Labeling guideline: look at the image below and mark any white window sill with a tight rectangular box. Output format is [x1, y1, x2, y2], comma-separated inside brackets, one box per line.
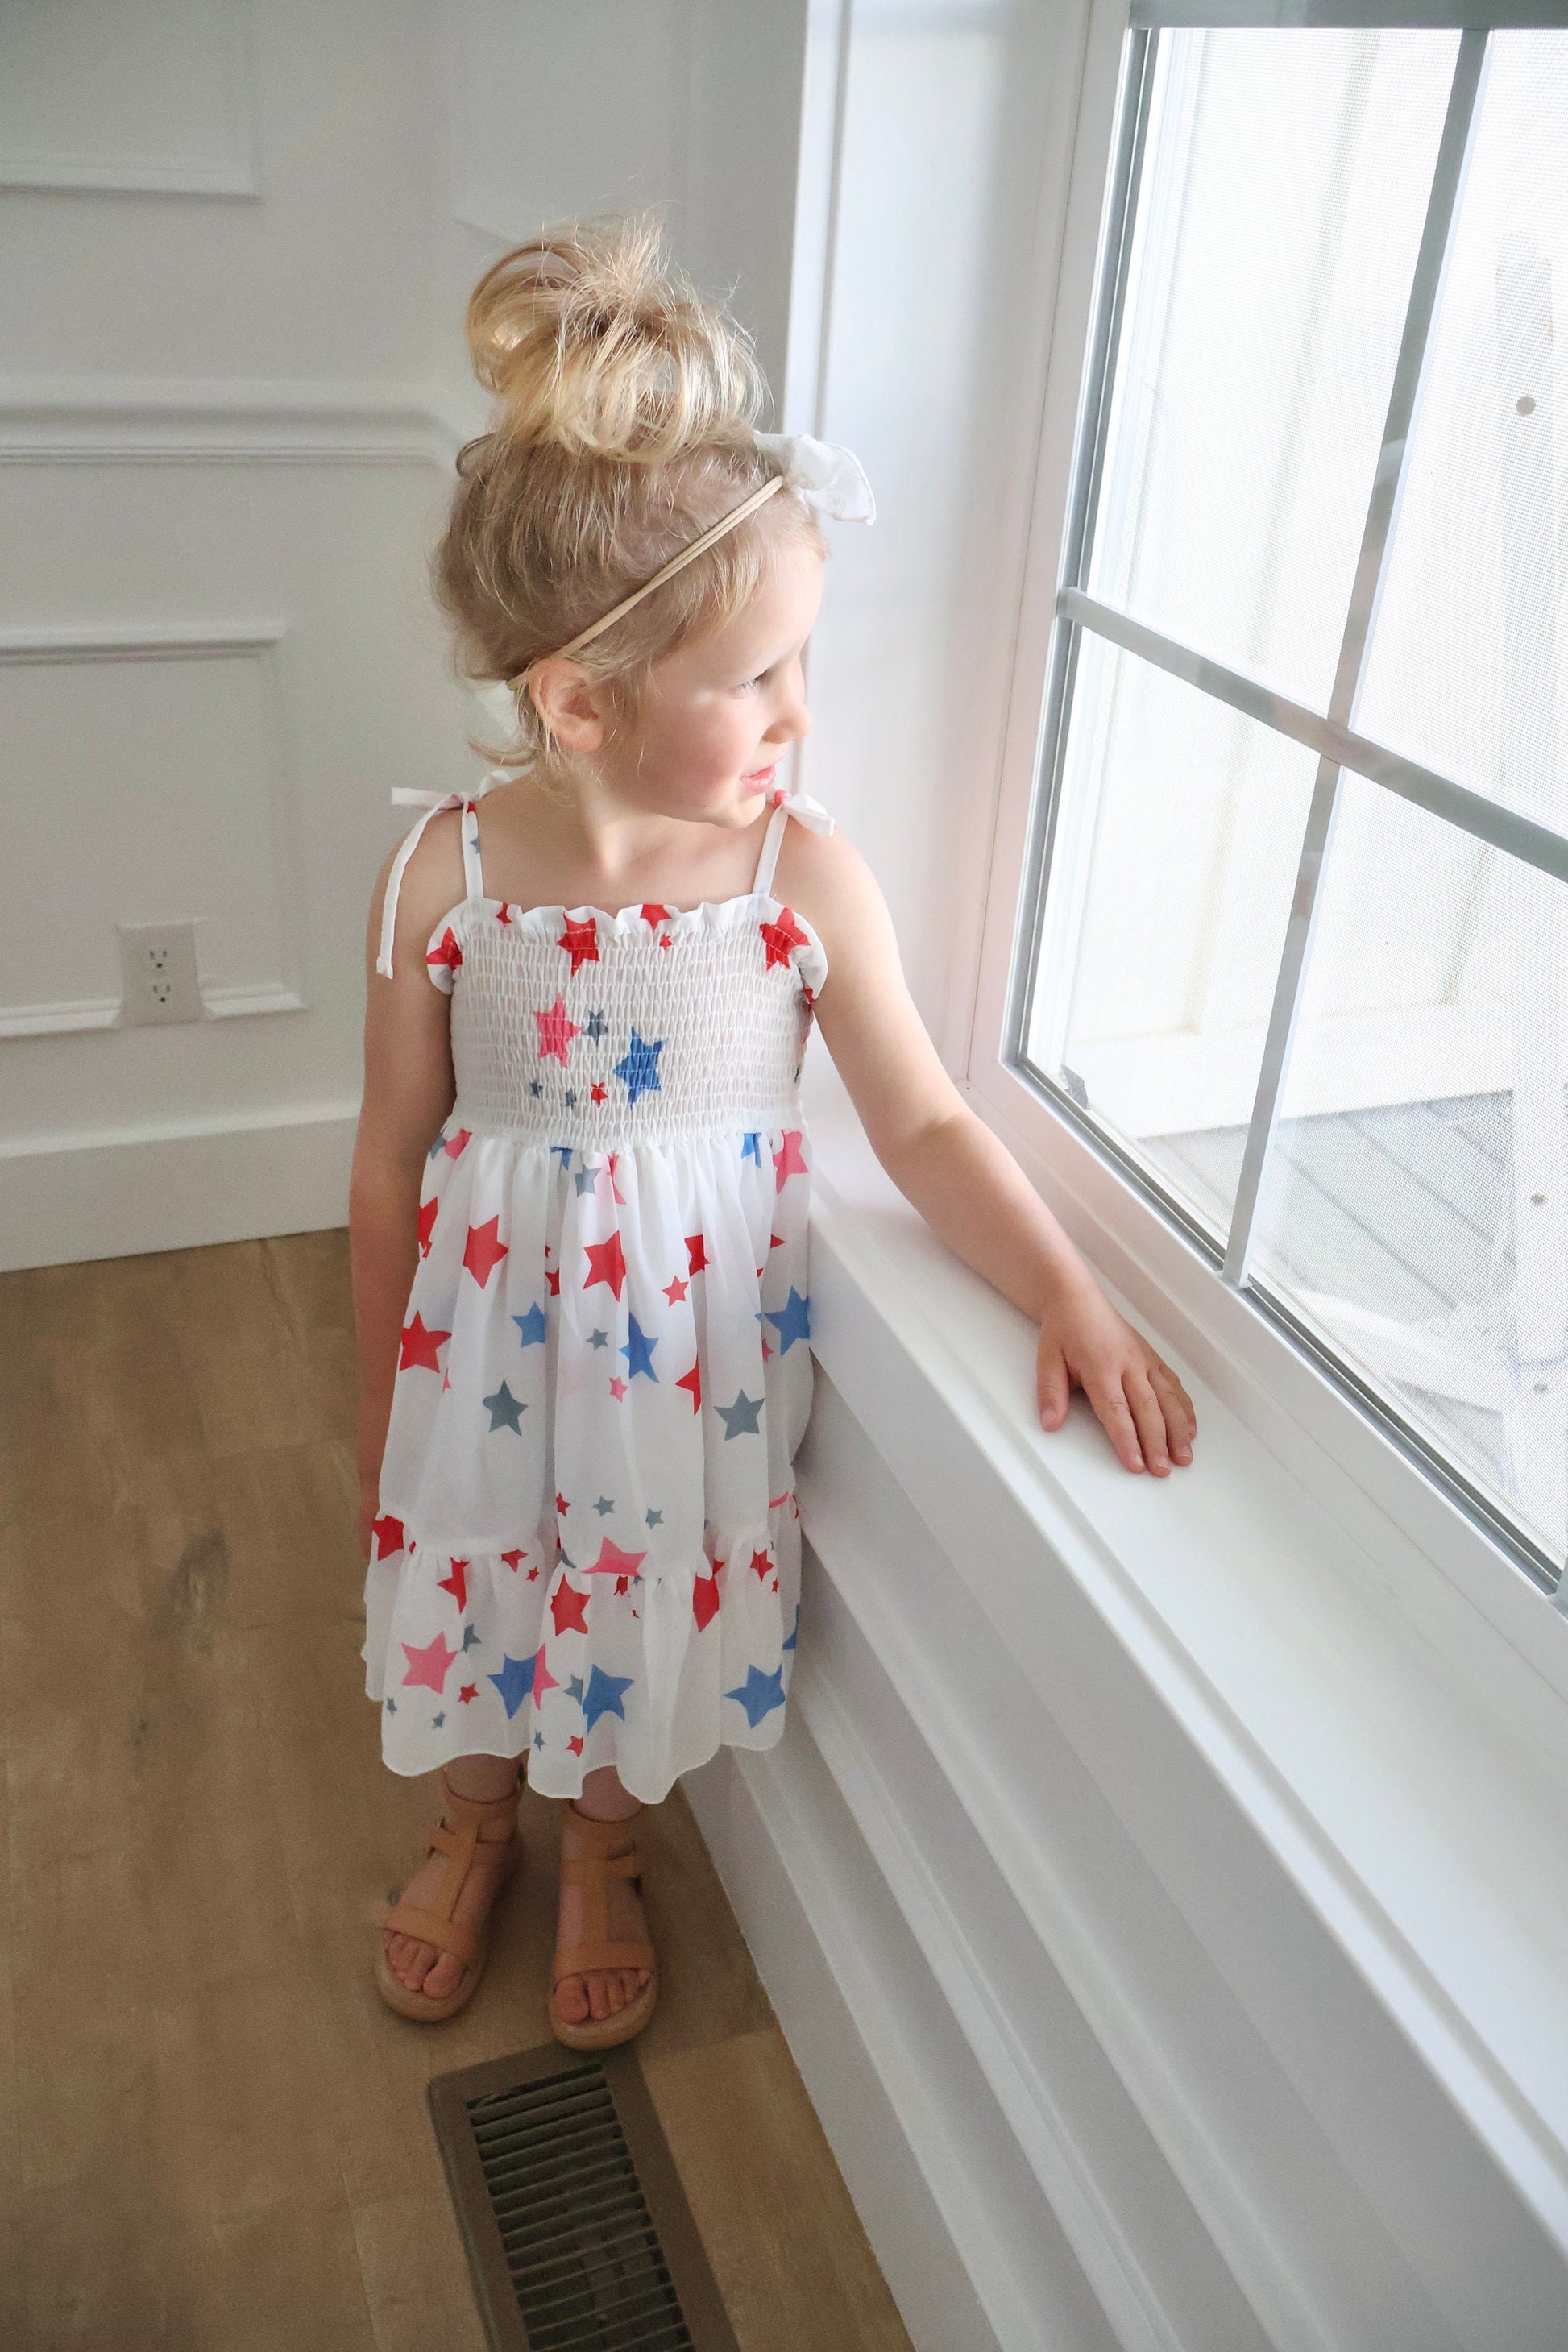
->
[801, 1053, 1568, 2260]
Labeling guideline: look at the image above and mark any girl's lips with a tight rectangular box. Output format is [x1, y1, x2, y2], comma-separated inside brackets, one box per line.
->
[741, 765, 776, 790]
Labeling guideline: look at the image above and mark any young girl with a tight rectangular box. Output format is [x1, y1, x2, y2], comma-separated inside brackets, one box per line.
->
[351, 215, 1195, 2048]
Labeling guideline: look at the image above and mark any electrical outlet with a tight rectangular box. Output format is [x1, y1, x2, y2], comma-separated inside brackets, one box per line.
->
[117, 921, 206, 1025]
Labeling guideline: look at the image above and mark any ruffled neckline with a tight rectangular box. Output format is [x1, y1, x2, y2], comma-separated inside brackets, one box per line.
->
[425, 886, 828, 963]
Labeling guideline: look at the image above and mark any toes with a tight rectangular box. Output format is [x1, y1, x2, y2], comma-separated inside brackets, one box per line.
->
[557, 1973, 589, 2025]
[425, 1950, 460, 2000]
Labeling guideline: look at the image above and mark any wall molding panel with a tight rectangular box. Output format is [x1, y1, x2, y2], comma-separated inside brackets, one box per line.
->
[0, 379, 471, 467]
[0, 622, 306, 1041]
[0, 2, 259, 199]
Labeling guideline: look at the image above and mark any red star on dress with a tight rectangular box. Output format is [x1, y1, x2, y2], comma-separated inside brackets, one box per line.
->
[609, 1375, 628, 1401]
[546, 1267, 561, 1295]
[583, 1231, 627, 1298]
[658, 932, 672, 950]
[749, 1548, 771, 1582]
[676, 1360, 701, 1413]
[551, 1579, 591, 1636]
[801, 982, 815, 1011]
[437, 1558, 469, 1611]
[774, 1130, 808, 1191]
[398, 1312, 450, 1371]
[442, 1128, 471, 1159]
[615, 1575, 630, 1595]
[769, 1491, 791, 1511]
[417, 1197, 439, 1257]
[663, 1273, 688, 1304]
[370, 1513, 404, 1560]
[771, 1577, 779, 1591]
[601, 1152, 625, 1203]
[586, 1536, 648, 1579]
[761, 1337, 773, 1360]
[463, 1214, 508, 1287]
[558, 915, 599, 973]
[770, 1232, 784, 1249]
[495, 900, 512, 930]
[640, 903, 672, 927]
[692, 1570, 721, 1632]
[590, 1081, 607, 1105]
[555, 1492, 570, 1515]
[401, 1630, 457, 1694]
[458, 1682, 478, 1705]
[759, 906, 809, 970]
[533, 994, 581, 1064]
[686, 1233, 709, 1275]
[568, 1734, 585, 1755]
[531, 1645, 559, 1707]
[427, 927, 463, 977]
[527, 1564, 540, 1580]
[500, 1548, 527, 1573]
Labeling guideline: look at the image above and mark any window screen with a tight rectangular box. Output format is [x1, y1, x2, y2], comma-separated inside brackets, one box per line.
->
[1018, 12, 1568, 1591]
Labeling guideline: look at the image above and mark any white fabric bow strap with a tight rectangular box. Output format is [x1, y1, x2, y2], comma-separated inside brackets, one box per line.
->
[375, 769, 510, 980]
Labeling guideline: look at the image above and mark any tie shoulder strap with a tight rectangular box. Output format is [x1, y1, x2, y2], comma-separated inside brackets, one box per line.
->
[376, 772, 506, 981]
[750, 787, 835, 899]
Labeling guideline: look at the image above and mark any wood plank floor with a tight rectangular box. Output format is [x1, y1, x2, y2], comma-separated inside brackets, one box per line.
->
[0, 1230, 913, 2352]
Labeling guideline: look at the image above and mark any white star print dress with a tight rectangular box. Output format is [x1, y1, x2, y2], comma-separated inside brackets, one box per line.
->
[363, 774, 829, 1804]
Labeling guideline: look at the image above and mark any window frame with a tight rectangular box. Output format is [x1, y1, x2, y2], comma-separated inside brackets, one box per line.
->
[962, 0, 1568, 1669]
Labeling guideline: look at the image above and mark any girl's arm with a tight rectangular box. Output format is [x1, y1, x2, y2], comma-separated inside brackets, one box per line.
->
[798, 828, 1196, 1476]
[350, 823, 463, 1552]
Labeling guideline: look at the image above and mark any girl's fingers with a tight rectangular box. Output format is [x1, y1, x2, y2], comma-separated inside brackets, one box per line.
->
[1123, 1372, 1170, 1475]
[1038, 1349, 1071, 1429]
[1147, 1360, 1197, 1461]
[1084, 1374, 1145, 1472]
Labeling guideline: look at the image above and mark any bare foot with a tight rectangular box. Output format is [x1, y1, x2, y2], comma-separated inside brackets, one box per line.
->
[554, 1808, 652, 2026]
[384, 1775, 519, 2001]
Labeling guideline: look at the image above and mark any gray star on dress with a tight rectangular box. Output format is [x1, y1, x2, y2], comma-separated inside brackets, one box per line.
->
[384, 1697, 396, 1713]
[593, 1495, 615, 1516]
[529, 1078, 542, 1097]
[432, 1711, 445, 1728]
[463, 1623, 481, 1652]
[584, 1010, 607, 1041]
[533, 1730, 545, 1748]
[716, 1388, 764, 1438]
[563, 1089, 576, 1108]
[482, 1379, 527, 1433]
[566, 1675, 584, 1703]
[575, 1168, 596, 1196]
[645, 1508, 662, 1528]
[588, 1327, 608, 1349]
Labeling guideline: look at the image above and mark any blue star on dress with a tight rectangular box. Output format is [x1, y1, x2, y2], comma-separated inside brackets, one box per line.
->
[764, 1288, 811, 1354]
[588, 1328, 609, 1350]
[741, 1131, 761, 1164]
[620, 1313, 659, 1381]
[575, 1168, 596, 1196]
[489, 1653, 535, 1719]
[529, 1079, 542, 1097]
[593, 1495, 615, 1516]
[645, 1508, 662, 1528]
[463, 1623, 482, 1652]
[426, 1133, 446, 1162]
[550, 1143, 574, 1169]
[725, 1663, 786, 1728]
[512, 1302, 548, 1347]
[566, 1674, 585, 1703]
[482, 1378, 527, 1432]
[584, 1010, 608, 1042]
[583, 1664, 634, 1733]
[614, 1029, 663, 1105]
[716, 1388, 764, 1438]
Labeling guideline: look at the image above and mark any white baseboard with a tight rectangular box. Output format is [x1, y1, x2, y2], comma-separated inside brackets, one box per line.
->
[0, 1101, 359, 1271]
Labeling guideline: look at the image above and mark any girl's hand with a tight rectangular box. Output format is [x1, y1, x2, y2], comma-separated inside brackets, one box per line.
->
[1036, 1279, 1196, 1476]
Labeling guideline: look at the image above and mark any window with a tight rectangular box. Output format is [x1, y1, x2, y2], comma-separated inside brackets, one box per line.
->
[1013, 11, 1568, 1590]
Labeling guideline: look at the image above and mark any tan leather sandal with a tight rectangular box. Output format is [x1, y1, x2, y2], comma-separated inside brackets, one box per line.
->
[548, 1802, 659, 2050]
[375, 1764, 524, 2022]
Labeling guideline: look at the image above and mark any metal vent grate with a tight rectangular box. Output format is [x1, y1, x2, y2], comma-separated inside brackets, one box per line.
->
[429, 2044, 740, 2352]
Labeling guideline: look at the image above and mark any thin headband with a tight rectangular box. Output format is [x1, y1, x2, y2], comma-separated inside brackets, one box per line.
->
[506, 474, 785, 690]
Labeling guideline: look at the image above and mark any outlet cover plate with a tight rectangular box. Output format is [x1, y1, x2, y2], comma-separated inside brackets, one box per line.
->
[117, 921, 206, 1025]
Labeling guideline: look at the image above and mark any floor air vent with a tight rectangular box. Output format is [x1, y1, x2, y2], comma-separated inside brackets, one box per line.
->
[428, 2045, 740, 2352]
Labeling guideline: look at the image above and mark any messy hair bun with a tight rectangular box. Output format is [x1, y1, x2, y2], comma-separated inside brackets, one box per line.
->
[431, 212, 825, 786]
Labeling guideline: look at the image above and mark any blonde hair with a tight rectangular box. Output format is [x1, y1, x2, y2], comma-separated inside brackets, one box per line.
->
[431, 213, 827, 787]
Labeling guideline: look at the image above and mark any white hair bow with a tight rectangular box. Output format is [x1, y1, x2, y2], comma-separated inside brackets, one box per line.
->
[754, 432, 877, 525]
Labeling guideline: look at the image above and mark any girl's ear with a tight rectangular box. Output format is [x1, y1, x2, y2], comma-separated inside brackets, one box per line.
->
[527, 654, 608, 753]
